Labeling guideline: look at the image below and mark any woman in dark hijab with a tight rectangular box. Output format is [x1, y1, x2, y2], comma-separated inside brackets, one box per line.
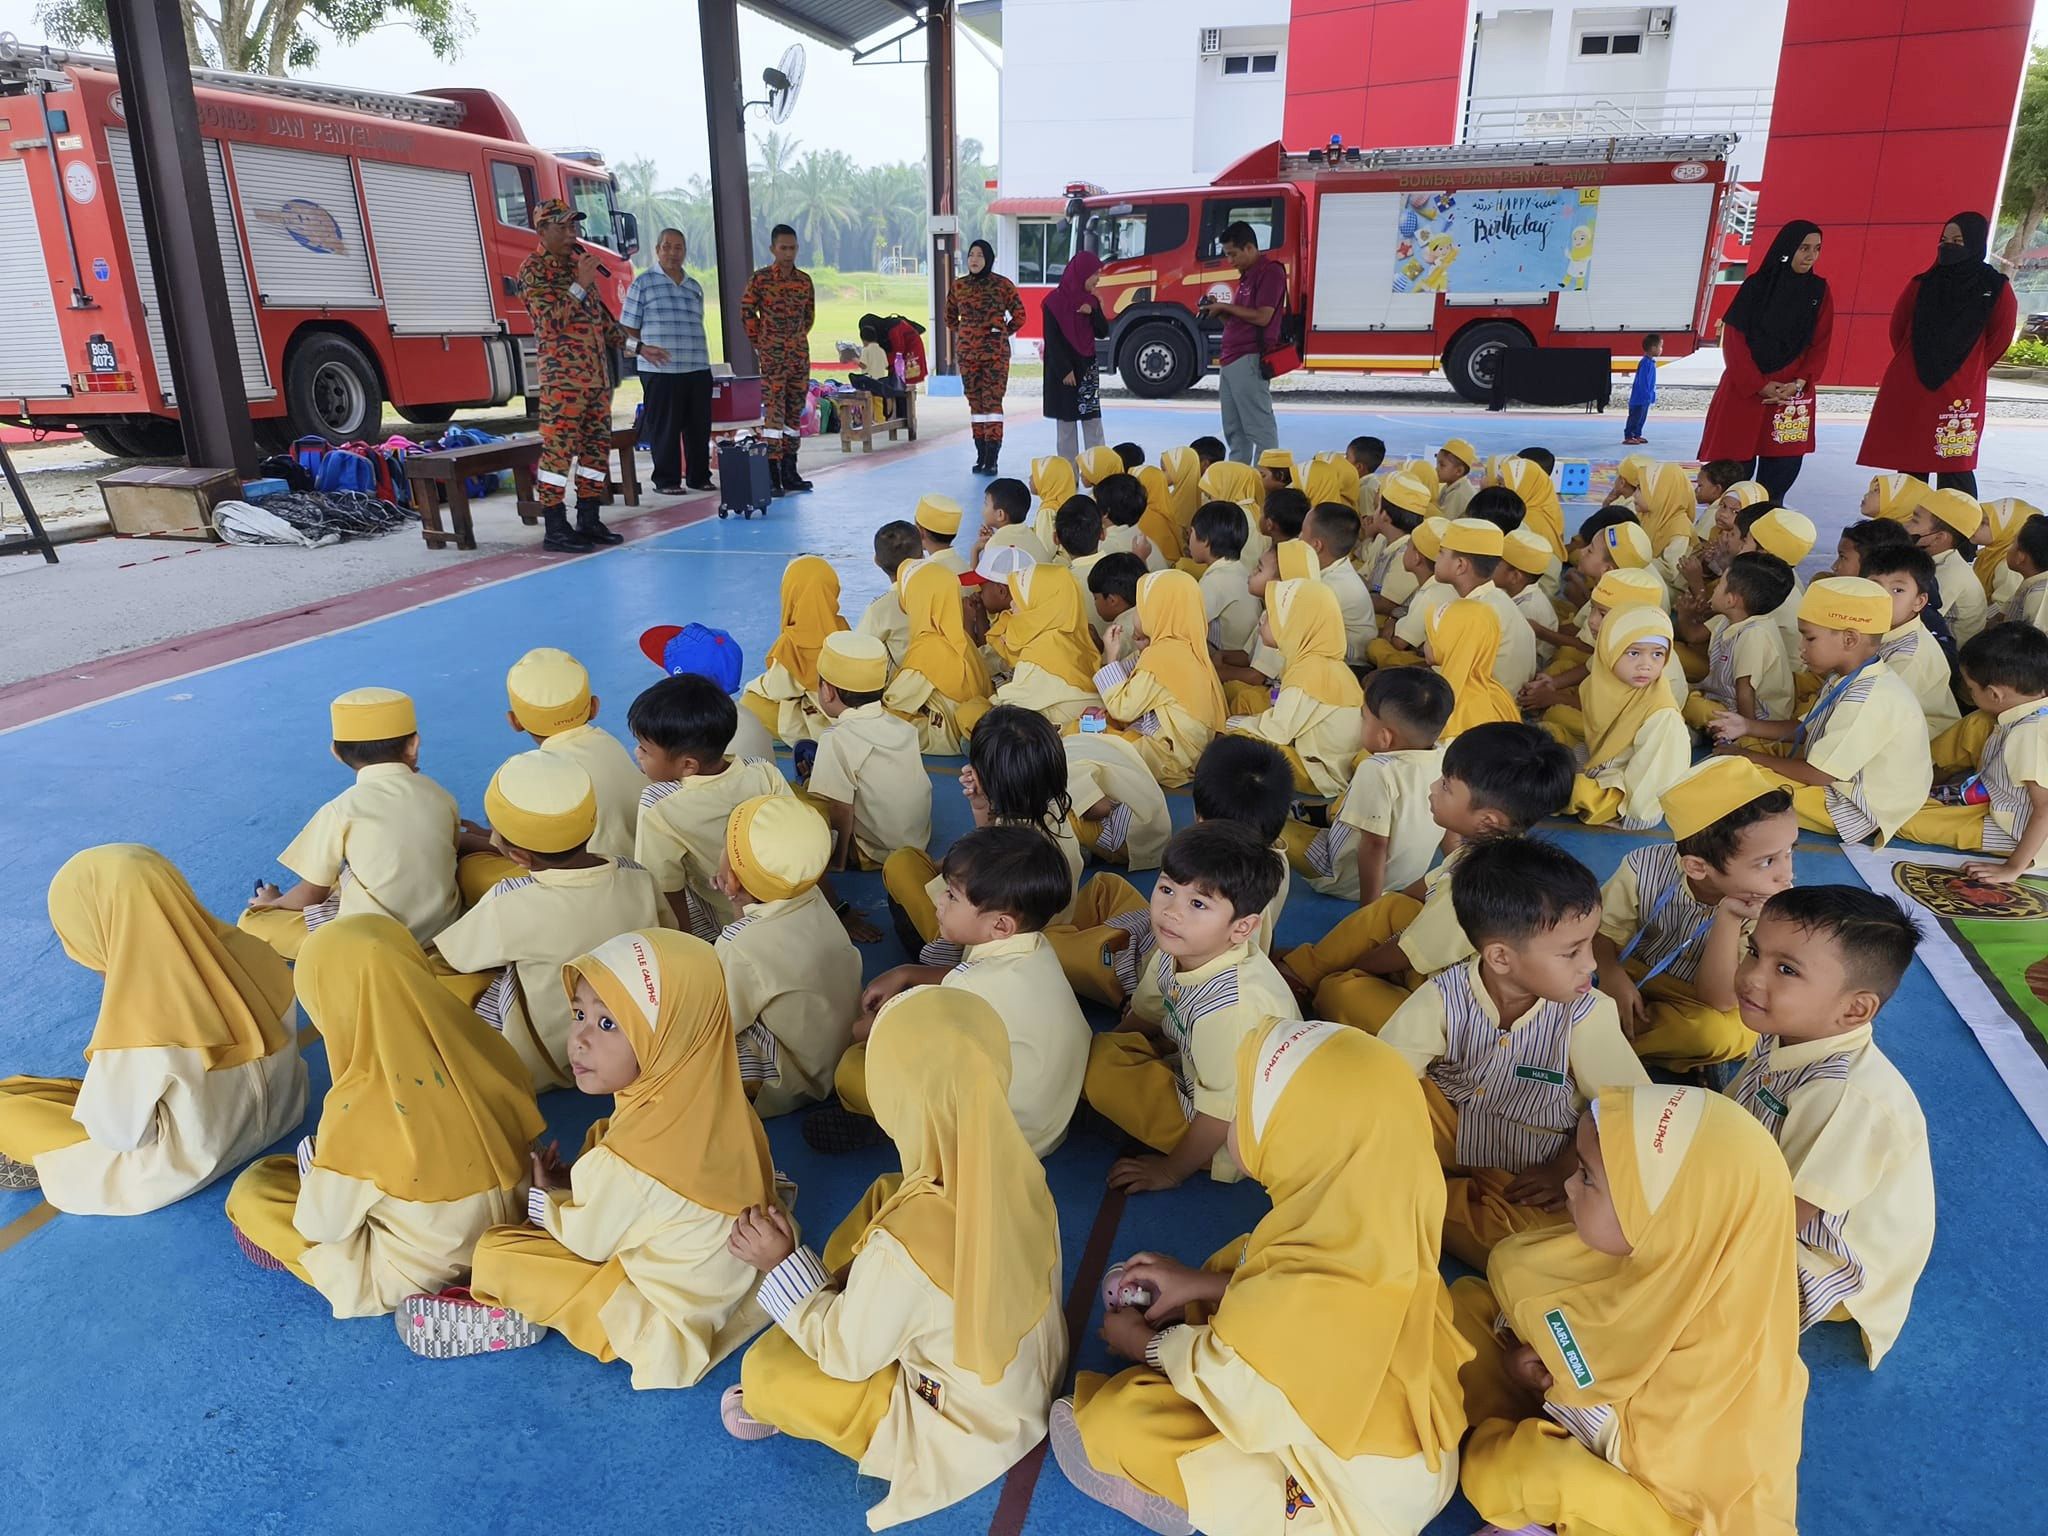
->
[1698, 220, 1831, 501]
[946, 239, 1025, 475]
[1041, 250, 1110, 458]
[1860, 213, 2016, 496]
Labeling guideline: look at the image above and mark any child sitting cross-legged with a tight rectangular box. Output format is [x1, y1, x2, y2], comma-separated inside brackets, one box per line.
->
[1284, 668, 1454, 906]
[739, 554, 850, 746]
[1098, 472, 1169, 572]
[815, 824, 1088, 1159]
[1087, 568, 1229, 788]
[1899, 622, 2048, 877]
[1379, 837, 1649, 1268]
[1433, 517, 1539, 693]
[409, 930, 789, 1385]
[1278, 721, 1575, 1033]
[1727, 886, 1935, 1367]
[1677, 551, 1797, 734]
[1189, 501, 1271, 714]
[1564, 606, 1690, 831]
[1081, 821, 1299, 1195]
[1056, 493, 1105, 587]
[1859, 540, 1962, 739]
[1298, 501, 1377, 663]
[1709, 576, 1935, 845]
[1222, 576, 1364, 797]
[989, 556, 1105, 730]
[1366, 514, 1452, 669]
[1593, 756, 1798, 1071]
[713, 795, 862, 1118]
[883, 557, 994, 755]
[638, 621, 775, 761]
[226, 915, 541, 1315]
[852, 520, 921, 664]
[1088, 550, 1148, 657]
[1500, 527, 1569, 666]
[724, 990, 1066, 1528]
[500, 646, 650, 868]
[1907, 487, 1989, 645]
[976, 475, 1055, 564]
[1998, 510, 2048, 629]
[803, 632, 932, 872]
[1054, 1021, 1469, 1536]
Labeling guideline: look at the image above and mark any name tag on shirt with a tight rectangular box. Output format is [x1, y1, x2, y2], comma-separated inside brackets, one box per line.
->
[1544, 1308, 1597, 1388]
[1514, 1065, 1568, 1086]
[1757, 1086, 1790, 1117]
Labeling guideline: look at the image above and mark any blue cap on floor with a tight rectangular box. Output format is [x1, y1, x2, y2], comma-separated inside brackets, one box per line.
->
[639, 623, 743, 691]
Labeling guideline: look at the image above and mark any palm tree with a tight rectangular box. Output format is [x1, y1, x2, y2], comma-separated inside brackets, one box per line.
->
[610, 156, 686, 269]
[786, 150, 855, 265]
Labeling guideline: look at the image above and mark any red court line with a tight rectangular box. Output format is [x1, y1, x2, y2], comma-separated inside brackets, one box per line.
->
[0, 493, 724, 734]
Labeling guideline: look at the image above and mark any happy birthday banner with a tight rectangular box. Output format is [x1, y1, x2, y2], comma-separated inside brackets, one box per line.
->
[1392, 186, 1601, 295]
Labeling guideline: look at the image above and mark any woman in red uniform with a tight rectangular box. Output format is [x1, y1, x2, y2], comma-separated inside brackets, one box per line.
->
[1698, 220, 1831, 503]
[1859, 212, 2015, 498]
[947, 239, 1026, 477]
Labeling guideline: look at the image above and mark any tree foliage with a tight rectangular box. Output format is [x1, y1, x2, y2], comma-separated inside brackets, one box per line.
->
[32, 0, 471, 76]
[2000, 46, 2048, 265]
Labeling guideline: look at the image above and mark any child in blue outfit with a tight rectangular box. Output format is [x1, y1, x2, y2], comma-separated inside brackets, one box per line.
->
[1624, 333, 1662, 445]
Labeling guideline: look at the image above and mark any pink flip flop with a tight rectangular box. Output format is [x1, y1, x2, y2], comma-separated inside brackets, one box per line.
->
[721, 1384, 780, 1441]
[395, 1287, 544, 1359]
[1048, 1398, 1192, 1535]
[231, 1224, 288, 1272]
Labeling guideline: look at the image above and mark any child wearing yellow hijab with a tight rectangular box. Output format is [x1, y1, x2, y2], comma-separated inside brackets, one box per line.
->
[1567, 607, 1690, 830]
[1633, 460, 1699, 580]
[1029, 455, 1078, 550]
[727, 986, 1067, 1529]
[1059, 1020, 1469, 1536]
[225, 915, 542, 1314]
[1975, 495, 2035, 606]
[0, 845, 306, 1214]
[1224, 579, 1364, 796]
[1451, 1087, 1806, 1536]
[1160, 445, 1202, 538]
[1862, 472, 1930, 523]
[991, 561, 1105, 728]
[1092, 569, 1230, 787]
[1304, 452, 1362, 513]
[883, 559, 992, 754]
[1426, 600, 1521, 740]
[1531, 568, 1690, 742]
[417, 931, 785, 1385]
[739, 555, 851, 745]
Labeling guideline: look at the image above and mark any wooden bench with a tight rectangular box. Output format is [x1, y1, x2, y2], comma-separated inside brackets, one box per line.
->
[406, 425, 642, 551]
[836, 388, 918, 453]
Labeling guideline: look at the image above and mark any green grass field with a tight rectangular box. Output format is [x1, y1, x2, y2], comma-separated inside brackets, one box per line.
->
[665, 267, 933, 365]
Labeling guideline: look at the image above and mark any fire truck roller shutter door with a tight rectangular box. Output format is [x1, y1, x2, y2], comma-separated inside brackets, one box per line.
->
[1551, 182, 1716, 333]
[0, 161, 71, 397]
[358, 161, 498, 335]
[228, 143, 380, 309]
[1309, 193, 1436, 333]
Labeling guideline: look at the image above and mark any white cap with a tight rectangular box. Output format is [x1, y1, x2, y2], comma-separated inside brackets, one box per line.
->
[973, 543, 1038, 584]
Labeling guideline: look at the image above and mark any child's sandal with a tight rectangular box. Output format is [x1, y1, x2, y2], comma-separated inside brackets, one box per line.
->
[231, 1224, 289, 1271]
[720, 1384, 780, 1441]
[1048, 1398, 1193, 1535]
[395, 1287, 545, 1358]
[0, 1153, 40, 1191]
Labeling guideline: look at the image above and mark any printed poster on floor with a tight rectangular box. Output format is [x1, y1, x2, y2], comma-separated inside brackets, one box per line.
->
[1392, 186, 1601, 295]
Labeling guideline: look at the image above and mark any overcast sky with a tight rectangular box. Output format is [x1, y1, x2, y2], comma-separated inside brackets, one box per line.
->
[304, 3, 1000, 182]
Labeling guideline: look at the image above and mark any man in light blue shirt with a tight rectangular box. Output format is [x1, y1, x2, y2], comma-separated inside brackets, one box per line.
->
[621, 228, 714, 493]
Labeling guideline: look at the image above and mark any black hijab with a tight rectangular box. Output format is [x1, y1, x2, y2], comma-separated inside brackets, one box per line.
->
[1910, 211, 2007, 390]
[1724, 220, 1827, 375]
[965, 239, 998, 281]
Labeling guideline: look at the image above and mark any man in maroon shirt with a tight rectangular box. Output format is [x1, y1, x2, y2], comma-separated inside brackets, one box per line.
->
[1201, 221, 1287, 463]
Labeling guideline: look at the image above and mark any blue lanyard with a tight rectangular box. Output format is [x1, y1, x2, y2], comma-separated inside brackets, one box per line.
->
[1794, 658, 1875, 746]
[1961, 704, 2048, 799]
[1619, 879, 1713, 987]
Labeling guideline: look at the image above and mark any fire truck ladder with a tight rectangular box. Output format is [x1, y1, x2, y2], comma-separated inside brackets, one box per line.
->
[0, 35, 468, 127]
[1275, 134, 1735, 176]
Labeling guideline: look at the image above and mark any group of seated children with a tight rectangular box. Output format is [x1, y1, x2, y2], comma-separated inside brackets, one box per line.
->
[0, 427, 1976, 1536]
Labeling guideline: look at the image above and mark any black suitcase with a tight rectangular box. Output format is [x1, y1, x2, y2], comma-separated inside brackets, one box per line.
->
[717, 437, 774, 520]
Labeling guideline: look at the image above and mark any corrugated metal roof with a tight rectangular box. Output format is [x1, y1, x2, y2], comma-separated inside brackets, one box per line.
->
[743, 0, 921, 50]
[989, 197, 1067, 217]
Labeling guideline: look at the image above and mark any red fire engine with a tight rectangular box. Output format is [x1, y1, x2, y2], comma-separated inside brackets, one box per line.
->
[1065, 135, 1733, 403]
[0, 40, 638, 453]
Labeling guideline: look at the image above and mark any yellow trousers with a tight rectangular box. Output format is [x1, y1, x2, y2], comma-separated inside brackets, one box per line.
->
[1279, 818, 1320, 875]
[223, 1155, 317, 1284]
[1426, 1081, 1568, 1270]
[1279, 892, 1422, 1033]
[1082, 1031, 1192, 1155]
[1628, 973, 1756, 1070]
[1544, 644, 1590, 678]
[1224, 679, 1275, 717]
[469, 1224, 631, 1362]
[458, 851, 523, 909]
[1568, 776, 1625, 826]
[1046, 873, 1152, 1007]
[1754, 770, 1838, 835]
[738, 690, 783, 739]
[1365, 639, 1426, 670]
[1932, 709, 1995, 776]
[1673, 641, 1708, 685]
[1897, 800, 1988, 852]
[0, 1075, 92, 1164]
[1679, 692, 1720, 730]
[882, 847, 942, 945]
[237, 904, 310, 961]
[833, 1042, 873, 1118]
[1450, 1278, 1689, 1536]
[739, 1178, 900, 1456]
[1541, 705, 1584, 747]
[1071, 812, 1129, 866]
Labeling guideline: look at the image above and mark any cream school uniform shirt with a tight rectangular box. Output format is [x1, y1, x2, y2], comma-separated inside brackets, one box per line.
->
[1102, 522, 1168, 572]
[1768, 576, 1805, 651]
[1129, 938, 1302, 1181]
[1727, 1024, 1933, 1368]
[1063, 732, 1173, 870]
[1514, 584, 1560, 664]
[741, 661, 829, 745]
[1228, 690, 1363, 799]
[294, 1162, 524, 1318]
[539, 722, 648, 865]
[1800, 662, 1934, 844]
[717, 884, 863, 1117]
[854, 590, 911, 667]
[924, 546, 970, 577]
[2004, 569, 2048, 628]
[727, 700, 777, 762]
[808, 702, 933, 867]
[1971, 697, 2048, 866]
[1103, 608, 1144, 662]
[992, 662, 1101, 731]
[1438, 476, 1476, 519]
[1469, 579, 1539, 692]
[1394, 578, 1455, 649]
[1318, 557, 1378, 665]
[1400, 844, 1475, 975]
[1584, 708, 1691, 832]
[1878, 620, 1960, 738]
[533, 1145, 774, 1389]
[1093, 658, 1214, 786]
[1380, 958, 1647, 1171]
[1934, 546, 1987, 645]
[433, 858, 674, 1090]
[946, 933, 1090, 1156]
[1372, 534, 1418, 606]
[1305, 746, 1446, 902]
[1598, 843, 1736, 992]
[279, 763, 461, 943]
[1704, 613, 1796, 721]
[1201, 559, 1261, 655]
[634, 757, 792, 934]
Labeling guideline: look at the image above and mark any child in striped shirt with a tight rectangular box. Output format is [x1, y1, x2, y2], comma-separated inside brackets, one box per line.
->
[1378, 837, 1647, 1268]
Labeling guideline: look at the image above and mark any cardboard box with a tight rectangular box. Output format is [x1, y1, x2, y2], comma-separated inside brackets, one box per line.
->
[97, 466, 239, 541]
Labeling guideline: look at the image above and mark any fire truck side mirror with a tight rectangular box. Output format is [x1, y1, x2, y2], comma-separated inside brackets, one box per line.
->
[615, 210, 640, 260]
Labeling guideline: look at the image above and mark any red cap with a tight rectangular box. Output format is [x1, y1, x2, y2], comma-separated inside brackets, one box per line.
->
[638, 624, 684, 668]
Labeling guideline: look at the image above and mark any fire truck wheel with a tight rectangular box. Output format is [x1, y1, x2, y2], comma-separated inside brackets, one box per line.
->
[396, 404, 458, 427]
[1443, 322, 1532, 405]
[286, 332, 384, 445]
[106, 419, 187, 458]
[1118, 321, 1198, 399]
[79, 427, 132, 458]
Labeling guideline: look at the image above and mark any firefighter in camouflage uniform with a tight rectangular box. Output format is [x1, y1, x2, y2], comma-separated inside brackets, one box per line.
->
[740, 224, 816, 495]
[945, 238, 1024, 475]
[518, 199, 667, 551]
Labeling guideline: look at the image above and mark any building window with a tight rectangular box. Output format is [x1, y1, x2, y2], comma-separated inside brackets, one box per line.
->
[1222, 52, 1278, 76]
[1016, 219, 1075, 286]
[1579, 32, 1643, 55]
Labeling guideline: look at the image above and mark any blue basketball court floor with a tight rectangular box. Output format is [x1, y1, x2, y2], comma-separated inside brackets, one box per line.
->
[3, 400, 2043, 1534]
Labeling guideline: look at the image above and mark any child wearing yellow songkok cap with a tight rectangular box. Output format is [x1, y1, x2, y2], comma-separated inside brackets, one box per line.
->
[240, 687, 460, 962]
[1256, 447, 1296, 491]
[713, 795, 862, 1117]
[1364, 470, 1437, 620]
[1434, 516, 1538, 693]
[432, 751, 671, 1090]
[503, 647, 647, 867]
[807, 631, 932, 870]
[1728, 504, 1813, 651]
[1499, 526, 1563, 665]
[1706, 576, 1934, 845]
[1365, 517, 1454, 670]
[1906, 488, 1990, 644]
[909, 491, 969, 577]
[1435, 437, 1478, 518]
[1590, 756, 1798, 1069]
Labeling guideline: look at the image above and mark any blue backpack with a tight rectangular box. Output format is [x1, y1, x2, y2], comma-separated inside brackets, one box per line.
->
[429, 425, 504, 499]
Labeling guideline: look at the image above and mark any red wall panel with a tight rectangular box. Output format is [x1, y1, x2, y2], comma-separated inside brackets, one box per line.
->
[1283, 0, 1465, 150]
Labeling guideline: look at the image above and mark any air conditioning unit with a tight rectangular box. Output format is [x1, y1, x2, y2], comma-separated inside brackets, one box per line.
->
[1647, 8, 1673, 35]
[1200, 28, 1222, 55]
